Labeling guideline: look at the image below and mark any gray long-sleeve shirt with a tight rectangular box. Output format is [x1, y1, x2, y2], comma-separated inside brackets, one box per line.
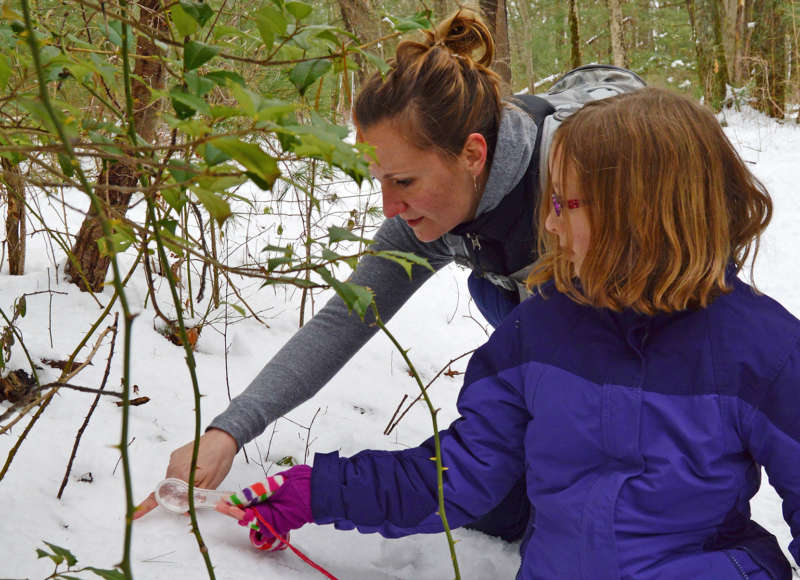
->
[209, 105, 539, 448]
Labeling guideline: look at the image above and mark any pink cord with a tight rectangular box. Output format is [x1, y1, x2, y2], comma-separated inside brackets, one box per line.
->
[252, 511, 339, 580]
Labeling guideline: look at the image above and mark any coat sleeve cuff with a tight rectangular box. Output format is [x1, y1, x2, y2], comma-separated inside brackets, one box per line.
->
[310, 450, 345, 524]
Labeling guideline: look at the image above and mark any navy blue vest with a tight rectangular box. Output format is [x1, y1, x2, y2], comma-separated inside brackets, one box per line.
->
[450, 95, 556, 288]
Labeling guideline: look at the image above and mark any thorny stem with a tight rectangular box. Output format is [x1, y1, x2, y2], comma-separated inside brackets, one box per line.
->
[20, 0, 136, 574]
[371, 305, 461, 580]
[148, 200, 216, 579]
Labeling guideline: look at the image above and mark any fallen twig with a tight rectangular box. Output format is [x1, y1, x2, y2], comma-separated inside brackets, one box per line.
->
[58, 314, 119, 499]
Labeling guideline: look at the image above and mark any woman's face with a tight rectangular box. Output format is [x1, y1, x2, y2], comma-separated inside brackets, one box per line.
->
[360, 120, 486, 243]
[544, 149, 591, 277]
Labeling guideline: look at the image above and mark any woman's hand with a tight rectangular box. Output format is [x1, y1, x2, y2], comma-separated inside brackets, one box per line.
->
[215, 465, 313, 550]
[133, 428, 238, 519]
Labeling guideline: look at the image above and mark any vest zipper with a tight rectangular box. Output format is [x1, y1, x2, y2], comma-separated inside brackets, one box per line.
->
[466, 233, 482, 250]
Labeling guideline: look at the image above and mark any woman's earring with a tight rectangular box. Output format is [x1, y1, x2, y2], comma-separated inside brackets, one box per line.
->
[473, 175, 479, 197]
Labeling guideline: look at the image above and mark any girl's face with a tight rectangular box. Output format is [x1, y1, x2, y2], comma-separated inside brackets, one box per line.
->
[544, 150, 592, 277]
[359, 120, 486, 243]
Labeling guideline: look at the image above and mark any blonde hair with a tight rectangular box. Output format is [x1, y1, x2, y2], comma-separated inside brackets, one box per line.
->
[353, 9, 502, 162]
[527, 88, 772, 314]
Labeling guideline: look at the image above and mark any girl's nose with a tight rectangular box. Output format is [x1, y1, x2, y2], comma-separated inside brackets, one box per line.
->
[544, 208, 560, 235]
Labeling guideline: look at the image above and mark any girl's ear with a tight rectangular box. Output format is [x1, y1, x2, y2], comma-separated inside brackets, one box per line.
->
[461, 132, 488, 176]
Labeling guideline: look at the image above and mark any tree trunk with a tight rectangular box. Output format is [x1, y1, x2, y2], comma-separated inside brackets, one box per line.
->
[608, 0, 627, 67]
[568, 0, 582, 69]
[686, 0, 729, 111]
[479, 0, 512, 90]
[65, 0, 166, 292]
[2, 158, 25, 276]
[750, 0, 787, 118]
[511, 0, 536, 93]
[336, 0, 382, 89]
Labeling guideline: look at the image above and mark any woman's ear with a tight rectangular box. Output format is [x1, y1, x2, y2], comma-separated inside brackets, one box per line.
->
[461, 132, 488, 176]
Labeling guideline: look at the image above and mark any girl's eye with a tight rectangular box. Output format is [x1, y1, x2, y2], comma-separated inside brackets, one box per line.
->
[395, 178, 413, 187]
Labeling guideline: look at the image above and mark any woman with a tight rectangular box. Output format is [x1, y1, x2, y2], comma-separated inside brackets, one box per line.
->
[217, 88, 800, 580]
[136, 10, 608, 540]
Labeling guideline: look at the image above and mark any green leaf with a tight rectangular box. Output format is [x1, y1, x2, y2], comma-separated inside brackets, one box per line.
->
[42, 541, 78, 567]
[388, 10, 433, 32]
[103, 21, 123, 47]
[195, 174, 246, 191]
[267, 255, 293, 271]
[261, 276, 318, 288]
[375, 250, 434, 279]
[58, 153, 75, 178]
[36, 547, 57, 563]
[211, 138, 280, 191]
[86, 567, 126, 580]
[328, 226, 373, 245]
[253, 100, 298, 123]
[0, 54, 12, 90]
[212, 25, 241, 40]
[192, 188, 232, 226]
[361, 50, 391, 75]
[302, 24, 348, 47]
[221, 301, 247, 316]
[98, 226, 135, 257]
[205, 70, 245, 87]
[170, 3, 199, 37]
[254, 5, 287, 49]
[278, 113, 368, 183]
[167, 160, 198, 185]
[161, 187, 187, 212]
[170, 86, 210, 118]
[200, 143, 231, 166]
[185, 71, 215, 97]
[183, 40, 219, 71]
[17, 97, 79, 142]
[286, 1, 312, 21]
[316, 268, 374, 320]
[276, 455, 296, 466]
[288, 58, 331, 96]
[178, 0, 214, 27]
[229, 83, 257, 116]
[262, 244, 294, 254]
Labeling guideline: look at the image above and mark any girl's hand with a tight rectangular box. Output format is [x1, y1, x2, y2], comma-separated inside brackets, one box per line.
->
[215, 464, 313, 550]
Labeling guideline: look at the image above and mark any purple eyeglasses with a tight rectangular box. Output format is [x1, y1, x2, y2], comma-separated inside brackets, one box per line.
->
[551, 193, 588, 217]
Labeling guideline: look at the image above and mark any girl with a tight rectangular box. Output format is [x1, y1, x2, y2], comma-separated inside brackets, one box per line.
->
[217, 88, 800, 580]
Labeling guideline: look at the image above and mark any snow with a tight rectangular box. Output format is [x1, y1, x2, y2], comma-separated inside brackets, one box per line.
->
[1, 108, 799, 579]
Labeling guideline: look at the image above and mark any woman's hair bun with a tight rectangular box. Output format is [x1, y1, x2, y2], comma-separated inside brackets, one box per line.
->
[425, 8, 494, 67]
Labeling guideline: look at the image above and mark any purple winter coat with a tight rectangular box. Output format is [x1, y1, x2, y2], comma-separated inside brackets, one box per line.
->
[311, 276, 800, 579]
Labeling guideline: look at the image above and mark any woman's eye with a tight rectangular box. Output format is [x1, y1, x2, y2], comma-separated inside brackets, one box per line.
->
[395, 178, 413, 187]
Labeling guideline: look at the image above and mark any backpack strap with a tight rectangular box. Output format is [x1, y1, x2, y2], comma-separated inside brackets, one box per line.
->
[509, 94, 557, 133]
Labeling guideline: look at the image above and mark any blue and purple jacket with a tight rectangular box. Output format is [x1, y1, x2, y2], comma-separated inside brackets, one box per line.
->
[311, 276, 800, 579]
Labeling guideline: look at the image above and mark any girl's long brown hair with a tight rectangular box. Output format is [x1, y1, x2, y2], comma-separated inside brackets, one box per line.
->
[527, 88, 772, 315]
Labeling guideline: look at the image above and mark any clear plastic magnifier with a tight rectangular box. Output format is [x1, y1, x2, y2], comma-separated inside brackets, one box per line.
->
[154, 477, 232, 513]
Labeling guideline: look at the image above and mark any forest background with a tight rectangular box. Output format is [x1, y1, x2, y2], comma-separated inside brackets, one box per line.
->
[0, 0, 799, 578]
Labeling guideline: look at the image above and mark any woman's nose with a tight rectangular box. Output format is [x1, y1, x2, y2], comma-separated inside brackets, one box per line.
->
[382, 189, 408, 218]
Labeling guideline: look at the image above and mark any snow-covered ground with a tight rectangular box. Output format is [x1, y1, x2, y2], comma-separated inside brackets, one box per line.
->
[1, 108, 799, 579]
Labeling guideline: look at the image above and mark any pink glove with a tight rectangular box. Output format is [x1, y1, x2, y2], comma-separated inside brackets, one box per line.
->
[221, 465, 313, 551]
